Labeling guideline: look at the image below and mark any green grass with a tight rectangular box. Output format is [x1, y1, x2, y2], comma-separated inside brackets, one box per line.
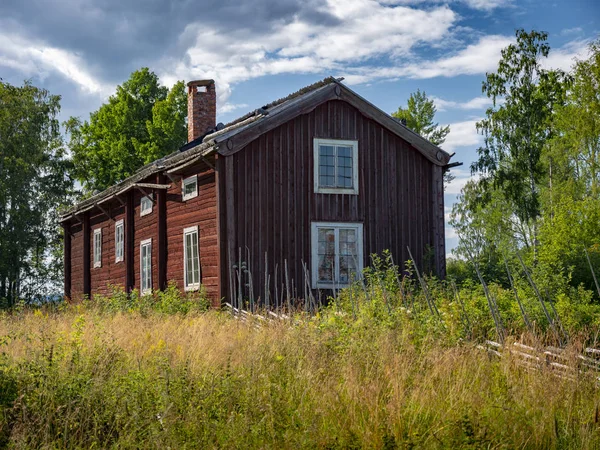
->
[1, 290, 600, 449]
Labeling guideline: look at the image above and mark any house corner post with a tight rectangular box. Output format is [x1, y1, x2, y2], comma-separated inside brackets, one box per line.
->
[62, 222, 71, 302]
[157, 173, 167, 291]
[125, 190, 135, 293]
[432, 165, 446, 279]
[82, 211, 91, 298]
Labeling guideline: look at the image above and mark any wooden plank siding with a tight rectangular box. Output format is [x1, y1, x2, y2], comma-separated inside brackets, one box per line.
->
[221, 99, 442, 303]
[65, 159, 220, 304]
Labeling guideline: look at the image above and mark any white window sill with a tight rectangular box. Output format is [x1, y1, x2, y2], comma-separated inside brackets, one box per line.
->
[182, 192, 198, 201]
[315, 187, 358, 195]
[184, 284, 201, 292]
[140, 289, 152, 296]
[115, 257, 123, 263]
[140, 209, 152, 217]
[94, 262, 102, 268]
[313, 281, 351, 289]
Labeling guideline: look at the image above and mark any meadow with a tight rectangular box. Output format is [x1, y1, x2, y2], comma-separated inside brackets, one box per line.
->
[1, 266, 600, 449]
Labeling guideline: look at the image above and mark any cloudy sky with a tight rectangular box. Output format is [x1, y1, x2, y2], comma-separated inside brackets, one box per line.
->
[1, 0, 598, 254]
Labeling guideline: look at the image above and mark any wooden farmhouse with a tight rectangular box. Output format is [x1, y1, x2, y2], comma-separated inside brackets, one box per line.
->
[60, 77, 454, 305]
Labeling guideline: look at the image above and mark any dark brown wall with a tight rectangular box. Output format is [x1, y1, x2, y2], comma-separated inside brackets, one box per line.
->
[66, 162, 220, 303]
[222, 99, 441, 303]
[89, 207, 126, 297]
[165, 162, 220, 304]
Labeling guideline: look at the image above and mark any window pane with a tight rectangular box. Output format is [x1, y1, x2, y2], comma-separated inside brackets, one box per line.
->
[184, 180, 197, 197]
[317, 228, 335, 282]
[337, 146, 352, 158]
[319, 145, 334, 156]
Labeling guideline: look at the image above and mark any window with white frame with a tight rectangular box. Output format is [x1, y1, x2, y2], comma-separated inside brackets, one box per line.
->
[140, 238, 152, 295]
[311, 222, 363, 288]
[183, 226, 201, 290]
[182, 175, 198, 201]
[140, 194, 153, 216]
[93, 228, 102, 268]
[314, 138, 358, 194]
[115, 219, 124, 263]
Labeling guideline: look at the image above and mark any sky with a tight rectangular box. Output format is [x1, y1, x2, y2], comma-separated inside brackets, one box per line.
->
[1, 0, 598, 256]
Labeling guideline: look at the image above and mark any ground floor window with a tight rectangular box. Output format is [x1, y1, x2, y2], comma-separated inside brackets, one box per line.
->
[140, 238, 152, 295]
[311, 222, 363, 288]
[184, 226, 200, 290]
[93, 228, 102, 268]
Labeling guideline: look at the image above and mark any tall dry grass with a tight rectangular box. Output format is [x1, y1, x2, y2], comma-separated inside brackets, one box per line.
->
[1, 306, 599, 449]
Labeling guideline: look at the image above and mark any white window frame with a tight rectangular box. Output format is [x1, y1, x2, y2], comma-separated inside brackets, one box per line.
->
[115, 219, 124, 263]
[140, 194, 153, 217]
[93, 228, 102, 268]
[310, 222, 364, 289]
[182, 175, 198, 201]
[183, 225, 201, 291]
[313, 138, 359, 195]
[140, 238, 152, 295]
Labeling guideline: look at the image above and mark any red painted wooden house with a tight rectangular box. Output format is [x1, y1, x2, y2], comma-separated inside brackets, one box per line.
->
[60, 77, 454, 305]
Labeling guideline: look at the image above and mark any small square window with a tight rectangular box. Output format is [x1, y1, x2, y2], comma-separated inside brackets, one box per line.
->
[314, 138, 359, 194]
[182, 175, 198, 201]
[140, 195, 153, 216]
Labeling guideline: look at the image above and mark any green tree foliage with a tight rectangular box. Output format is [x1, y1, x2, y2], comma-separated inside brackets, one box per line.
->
[538, 40, 600, 291]
[471, 30, 568, 258]
[454, 35, 600, 299]
[392, 89, 450, 146]
[67, 68, 187, 193]
[0, 80, 73, 306]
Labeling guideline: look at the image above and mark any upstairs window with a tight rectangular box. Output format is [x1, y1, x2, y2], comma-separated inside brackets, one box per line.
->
[314, 138, 358, 194]
[115, 219, 124, 263]
[140, 194, 153, 216]
[183, 226, 201, 290]
[93, 228, 102, 268]
[140, 238, 152, 295]
[182, 175, 198, 201]
[311, 222, 363, 288]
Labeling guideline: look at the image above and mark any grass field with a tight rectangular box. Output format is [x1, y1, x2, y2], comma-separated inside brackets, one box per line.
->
[1, 294, 600, 449]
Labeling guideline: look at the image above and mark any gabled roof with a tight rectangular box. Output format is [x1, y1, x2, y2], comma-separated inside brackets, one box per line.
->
[61, 77, 452, 221]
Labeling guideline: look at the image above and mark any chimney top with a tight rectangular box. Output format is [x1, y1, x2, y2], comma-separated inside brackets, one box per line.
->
[187, 79, 214, 87]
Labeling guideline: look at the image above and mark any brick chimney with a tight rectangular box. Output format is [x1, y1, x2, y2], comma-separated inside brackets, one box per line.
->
[187, 79, 216, 142]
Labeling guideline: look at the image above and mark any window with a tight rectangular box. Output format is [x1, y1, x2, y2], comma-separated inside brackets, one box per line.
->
[314, 138, 358, 194]
[93, 228, 102, 268]
[182, 175, 198, 201]
[311, 222, 363, 288]
[140, 238, 152, 295]
[140, 194, 153, 216]
[115, 219, 124, 263]
[183, 226, 201, 290]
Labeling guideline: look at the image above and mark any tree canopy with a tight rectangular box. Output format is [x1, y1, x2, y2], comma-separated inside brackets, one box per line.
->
[0, 80, 73, 306]
[67, 68, 187, 193]
[392, 89, 450, 146]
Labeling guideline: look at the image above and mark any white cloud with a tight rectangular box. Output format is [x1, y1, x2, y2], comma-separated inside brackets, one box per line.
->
[440, 119, 482, 153]
[160, 0, 457, 103]
[432, 95, 492, 111]
[542, 39, 590, 72]
[444, 168, 479, 195]
[0, 30, 111, 96]
[381, 0, 512, 10]
[218, 103, 250, 114]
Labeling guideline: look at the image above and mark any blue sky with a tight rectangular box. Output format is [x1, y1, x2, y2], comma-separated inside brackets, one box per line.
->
[1, 0, 598, 254]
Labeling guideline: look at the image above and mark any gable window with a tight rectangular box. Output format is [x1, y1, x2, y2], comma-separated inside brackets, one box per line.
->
[140, 238, 152, 295]
[183, 226, 201, 290]
[93, 228, 102, 268]
[314, 138, 358, 194]
[311, 222, 363, 288]
[115, 219, 124, 263]
[140, 194, 153, 216]
[182, 175, 198, 201]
